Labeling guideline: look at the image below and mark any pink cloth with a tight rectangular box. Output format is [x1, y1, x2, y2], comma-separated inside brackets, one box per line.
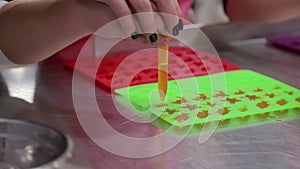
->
[178, 0, 193, 19]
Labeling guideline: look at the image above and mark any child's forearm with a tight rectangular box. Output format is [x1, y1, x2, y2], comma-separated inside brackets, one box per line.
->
[0, 0, 114, 64]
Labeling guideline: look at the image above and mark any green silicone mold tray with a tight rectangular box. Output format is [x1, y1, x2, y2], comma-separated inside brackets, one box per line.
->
[115, 70, 300, 132]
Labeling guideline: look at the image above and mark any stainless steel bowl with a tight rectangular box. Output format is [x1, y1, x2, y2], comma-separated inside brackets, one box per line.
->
[0, 118, 73, 169]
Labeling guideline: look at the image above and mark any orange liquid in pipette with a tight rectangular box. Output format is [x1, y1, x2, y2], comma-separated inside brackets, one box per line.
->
[158, 64, 168, 100]
[158, 45, 169, 101]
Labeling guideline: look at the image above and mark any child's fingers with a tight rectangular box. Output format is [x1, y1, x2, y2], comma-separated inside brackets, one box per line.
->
[99, 0, 137, 36]
[128, 0, 157, 34]
[127, 0, 160, 43]
[153, 0, 182, 36]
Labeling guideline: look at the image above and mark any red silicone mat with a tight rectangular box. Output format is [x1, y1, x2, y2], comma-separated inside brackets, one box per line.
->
[66, 46, 240, 92]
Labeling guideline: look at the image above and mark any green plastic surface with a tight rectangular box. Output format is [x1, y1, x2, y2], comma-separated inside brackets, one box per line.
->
[115, 70, 300, 133]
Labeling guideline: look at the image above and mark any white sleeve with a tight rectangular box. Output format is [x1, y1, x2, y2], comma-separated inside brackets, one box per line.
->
[0, 0, 17, 65]
[0, 0, 7, 8]
[192, 0, 229, 25]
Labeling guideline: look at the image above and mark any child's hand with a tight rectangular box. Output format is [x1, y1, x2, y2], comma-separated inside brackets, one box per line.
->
[95, 0, 183, 43]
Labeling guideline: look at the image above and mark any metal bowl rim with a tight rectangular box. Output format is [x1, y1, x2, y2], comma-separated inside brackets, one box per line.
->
[0, 118, 73, 169]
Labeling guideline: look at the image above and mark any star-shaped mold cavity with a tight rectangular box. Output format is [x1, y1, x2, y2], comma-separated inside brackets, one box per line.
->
[226, 98, 241, 104]
[207, 102, 217, 107]
[165, 108, 177, 115]
[253, 87, 263, 92]
[155, 103, 167, 108]
[257, 101, 269, 109]
[276, 99, 287, 106]
[173, 97, 188, 104]
[245, 95, 259, 101]
[197, 110, 208, 119]
[285, 91, 294, 95]
[217, 107, 230, 115]
[273, 86, 281, 90]
[265, 93, 275, 98]
[234, 90, 245, 95]
[239, 105, 248, 112]
[175, 113, 189, 122]
[181, 104, 198, 111]
[213, 91, 227, 98]
[193, 94, 207, 101]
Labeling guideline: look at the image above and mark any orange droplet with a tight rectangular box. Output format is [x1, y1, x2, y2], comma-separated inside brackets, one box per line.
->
[276, 99, 287, 106]
[254, 88, 263, 92]
[234, 90, 245, 95]
[182, 104, 198, 111]
[257, 101, 269, 109]
[217, 107, 230, 115]
[273, 86, 281, 89]
[175, 113, 189, 122]
[265, 93, 275, 98]
[226, 98, 241, 104]
[197, 111, 208, 119]
[286, 91, 294, 95]
[239, 106, 248, 112]
[296, 97, 300, 103]
[166, 109, 176, 115]
[246, 95, 259, 101]
[193, 94, 207, 101]
[173, 97, 188, 104]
